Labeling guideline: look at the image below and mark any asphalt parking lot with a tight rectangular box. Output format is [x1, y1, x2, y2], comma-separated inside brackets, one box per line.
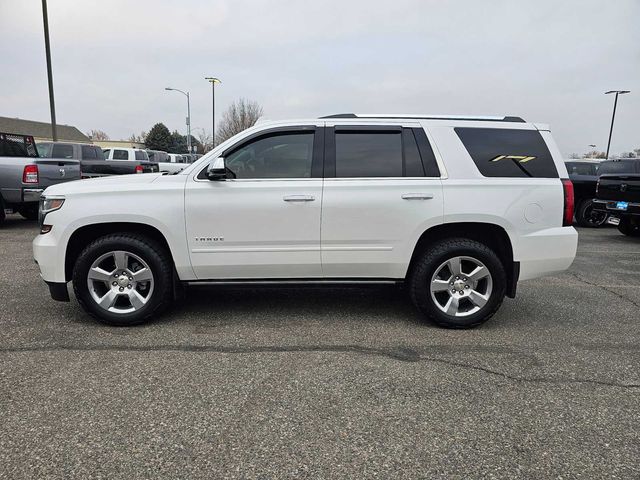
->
[1, 215, 638, 479]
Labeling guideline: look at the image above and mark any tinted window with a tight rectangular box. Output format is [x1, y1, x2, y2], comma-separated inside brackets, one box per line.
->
[403, 129, 425, 177]
[113, 149, 128, 160]
[36, 143, 52, 158]
[225, 132, 314, 179]
[147, 151, 155, 160]
[335, 131, 402, 177]
[566, 162, 597, 176]
[597, 161, 638, 175]
[135, 150, 148, 161]
[455, 128, 558, 178]
[81, 145, 100, 159]
[52, 144, 74, 159]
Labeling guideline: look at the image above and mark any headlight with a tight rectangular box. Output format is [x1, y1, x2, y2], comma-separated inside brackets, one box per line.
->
[39, 196, 65, 229]
[41, 197, 65, 213]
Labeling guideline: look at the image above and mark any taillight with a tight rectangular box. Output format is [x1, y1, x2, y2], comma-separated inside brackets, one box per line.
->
[135, 165, 144, 174]
[23, 164, 39, 184]
[562, 179, 574, 227]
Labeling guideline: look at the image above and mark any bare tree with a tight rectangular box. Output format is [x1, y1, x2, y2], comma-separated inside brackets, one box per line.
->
[195, 128, 214, 152]
[216, 98, 263, 145]
[128, 131, 147, 143]
[87, 129, 110, 141]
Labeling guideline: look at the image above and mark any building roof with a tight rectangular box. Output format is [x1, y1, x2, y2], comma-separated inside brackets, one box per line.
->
[0, 116, 90, 142]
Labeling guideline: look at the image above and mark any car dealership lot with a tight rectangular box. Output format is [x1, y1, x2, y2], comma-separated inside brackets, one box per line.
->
[1, 216, 639, 478]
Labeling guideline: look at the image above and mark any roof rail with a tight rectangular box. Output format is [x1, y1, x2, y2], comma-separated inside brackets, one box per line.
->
[320, 113, 526, 123]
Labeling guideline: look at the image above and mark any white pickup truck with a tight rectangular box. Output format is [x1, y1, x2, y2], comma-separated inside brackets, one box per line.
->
[33, 114, 578, 328]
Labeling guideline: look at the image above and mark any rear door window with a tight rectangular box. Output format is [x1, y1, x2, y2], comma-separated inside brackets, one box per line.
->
[81, 145, 100, 159]
[335, 131, 403, 177]
[455, 128, 558, 178]
[52, 144, 74, 159]
[113, 149, 129, 160]
[135, 150, 148, 161]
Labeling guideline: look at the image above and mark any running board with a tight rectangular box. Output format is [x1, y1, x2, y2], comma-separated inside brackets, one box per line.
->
[186, 278, 403, 287]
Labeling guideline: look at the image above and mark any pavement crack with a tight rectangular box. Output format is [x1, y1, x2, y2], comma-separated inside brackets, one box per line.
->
[1, 343, 638, 389]
[568, 272, 640, 308]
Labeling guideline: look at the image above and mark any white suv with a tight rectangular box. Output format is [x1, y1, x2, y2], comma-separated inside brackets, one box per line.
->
[33, 114, 578, 328]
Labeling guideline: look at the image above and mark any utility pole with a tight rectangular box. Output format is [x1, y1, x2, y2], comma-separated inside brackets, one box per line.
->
[205, 77, 221, 148]
[604, 90, 630, 160]
[165, 87, 191, 154]
[41, 0, 57, 141]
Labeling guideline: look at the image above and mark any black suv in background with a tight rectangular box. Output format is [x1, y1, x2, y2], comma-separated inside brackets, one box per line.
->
[566, 159, 639, 227]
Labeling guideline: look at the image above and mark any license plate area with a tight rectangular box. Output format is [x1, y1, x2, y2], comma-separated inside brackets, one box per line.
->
[615, 201, 629, 211]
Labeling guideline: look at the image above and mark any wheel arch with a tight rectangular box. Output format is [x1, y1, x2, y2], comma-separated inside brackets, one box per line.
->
[406, 222, 518, 298]
[64, 222, 174, 282]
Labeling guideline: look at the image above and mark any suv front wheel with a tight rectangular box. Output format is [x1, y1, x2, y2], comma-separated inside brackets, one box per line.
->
[409, 238, 506, 328]
[72, 233, 173, 326]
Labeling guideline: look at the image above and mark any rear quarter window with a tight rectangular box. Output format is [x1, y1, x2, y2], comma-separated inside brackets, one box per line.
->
[455, 128, 558, 178]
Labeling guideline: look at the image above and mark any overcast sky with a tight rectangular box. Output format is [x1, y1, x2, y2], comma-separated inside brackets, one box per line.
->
[1, 0, 638, 156]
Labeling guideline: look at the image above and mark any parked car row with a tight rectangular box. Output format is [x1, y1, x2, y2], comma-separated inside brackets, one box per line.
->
[0, 133, 81, 224]
[1, 131, 202, 226]
[566, 158, 640, 236]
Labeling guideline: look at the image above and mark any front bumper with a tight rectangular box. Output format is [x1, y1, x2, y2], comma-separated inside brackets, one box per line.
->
[33, 227, 66, 284]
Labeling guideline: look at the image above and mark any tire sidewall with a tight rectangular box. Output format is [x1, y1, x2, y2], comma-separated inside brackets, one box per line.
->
[72, 235, 171, 326]
[411, 240, 506, 328]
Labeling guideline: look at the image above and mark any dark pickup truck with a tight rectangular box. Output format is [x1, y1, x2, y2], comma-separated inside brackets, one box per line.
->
[593, 165, 640, 237]
[566, 159, 640, 227]
[37, 142, 159, 178]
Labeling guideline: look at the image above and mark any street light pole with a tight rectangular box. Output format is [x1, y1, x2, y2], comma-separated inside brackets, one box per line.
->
[604, 90, 630, 160]
[165, 87, 191, 154]
[41, 0, 57, 141]
[205, 77, 221, 148]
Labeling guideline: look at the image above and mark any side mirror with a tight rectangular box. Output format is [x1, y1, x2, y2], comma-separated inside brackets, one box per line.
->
[206, 157, 226, 181]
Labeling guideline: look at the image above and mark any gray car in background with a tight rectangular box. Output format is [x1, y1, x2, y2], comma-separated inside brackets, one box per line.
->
[0, 133, 80, 224]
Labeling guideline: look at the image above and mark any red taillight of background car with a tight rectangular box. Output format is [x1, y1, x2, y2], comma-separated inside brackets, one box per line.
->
[562, 178, 574, 227]
[23, 164, 39, 184]
[135, 165, 144, 174]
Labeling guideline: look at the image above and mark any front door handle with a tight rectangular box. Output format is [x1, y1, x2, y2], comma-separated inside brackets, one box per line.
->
[401, 193, 434, 200]
[283, 195, 315, 202]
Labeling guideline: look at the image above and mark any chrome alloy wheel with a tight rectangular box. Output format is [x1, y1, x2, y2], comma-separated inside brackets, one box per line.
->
[430, 256, 493, 317]
[87, 250, 154, 314]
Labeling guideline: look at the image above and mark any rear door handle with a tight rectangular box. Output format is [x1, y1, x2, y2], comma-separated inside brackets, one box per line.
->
[401, 193, 434, 200]
[283, 195, 315, 202]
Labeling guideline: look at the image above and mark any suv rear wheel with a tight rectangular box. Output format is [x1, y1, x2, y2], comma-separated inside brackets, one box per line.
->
[72, 233, 173, 326]
[409, 238, 506, 328]
[575, 199, 607, 228]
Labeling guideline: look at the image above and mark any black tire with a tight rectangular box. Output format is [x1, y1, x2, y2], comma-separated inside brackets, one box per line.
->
[18, 204, 39, 221]
[408, 238, 506, 329]
[72, 233, 173, 326]
[0, 196, 5, 226]
[617, 218, 640, 237]
[575, 199, 607, 228]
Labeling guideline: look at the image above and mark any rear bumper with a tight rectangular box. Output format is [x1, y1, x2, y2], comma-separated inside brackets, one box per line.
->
[516, 226, 578, 281]
[592, 199, 640, 216]
[22, 188, 44, 202]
